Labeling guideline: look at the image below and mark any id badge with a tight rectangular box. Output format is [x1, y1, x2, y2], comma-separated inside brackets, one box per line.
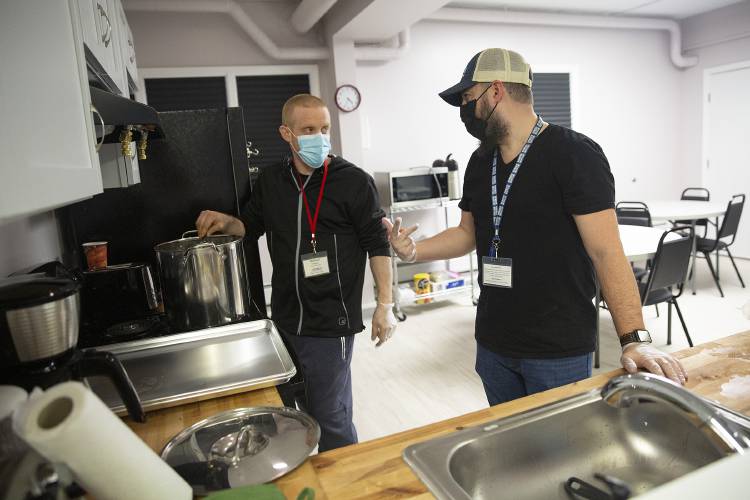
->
[482, 256, 512, 288]
[301, 251, 330, 278]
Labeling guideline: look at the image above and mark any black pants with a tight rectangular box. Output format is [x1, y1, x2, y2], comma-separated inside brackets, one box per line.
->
[282, 332, 357, 452]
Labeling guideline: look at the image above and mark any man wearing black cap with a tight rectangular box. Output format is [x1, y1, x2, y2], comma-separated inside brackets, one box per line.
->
[384, 48, 687, 405]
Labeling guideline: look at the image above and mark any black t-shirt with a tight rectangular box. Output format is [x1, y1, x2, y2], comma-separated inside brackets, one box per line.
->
[459, 123, 615, 359]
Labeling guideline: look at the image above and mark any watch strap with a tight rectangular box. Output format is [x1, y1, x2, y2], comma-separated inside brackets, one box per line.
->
[619, 329, 651, 347]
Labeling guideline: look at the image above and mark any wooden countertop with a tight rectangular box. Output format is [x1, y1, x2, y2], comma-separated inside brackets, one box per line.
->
[128, 330, 750, 499]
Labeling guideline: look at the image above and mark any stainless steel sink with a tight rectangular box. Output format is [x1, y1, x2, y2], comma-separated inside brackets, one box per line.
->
[404, 373, 750, 500]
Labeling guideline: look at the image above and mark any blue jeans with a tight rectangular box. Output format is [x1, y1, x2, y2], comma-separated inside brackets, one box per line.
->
[475, 342, 593, 406]
[282, 332, 357, 452]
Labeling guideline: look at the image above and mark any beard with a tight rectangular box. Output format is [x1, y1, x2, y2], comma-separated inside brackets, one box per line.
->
[478, 113, 509, 157]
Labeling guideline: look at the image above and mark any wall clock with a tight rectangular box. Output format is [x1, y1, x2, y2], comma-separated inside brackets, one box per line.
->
[335, 84, 361, 113]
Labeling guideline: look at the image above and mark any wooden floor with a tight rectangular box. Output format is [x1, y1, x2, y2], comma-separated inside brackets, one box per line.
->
[351, 255, 750, 443]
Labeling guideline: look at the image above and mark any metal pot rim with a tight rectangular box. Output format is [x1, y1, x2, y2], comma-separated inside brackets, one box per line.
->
[154, 234, 243, 254]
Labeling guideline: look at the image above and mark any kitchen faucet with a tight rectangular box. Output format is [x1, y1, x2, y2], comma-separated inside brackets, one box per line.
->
[601, 372, 750, 454]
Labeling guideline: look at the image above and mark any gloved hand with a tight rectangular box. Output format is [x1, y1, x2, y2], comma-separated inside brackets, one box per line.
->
[382, 217, 418, 262]
[371, 302, 397, 347]
[620, 343, 687, 385]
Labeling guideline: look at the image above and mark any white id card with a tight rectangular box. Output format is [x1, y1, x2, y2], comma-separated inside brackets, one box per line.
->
[301, 251, 330, 278]
[482, 256, 512, 288]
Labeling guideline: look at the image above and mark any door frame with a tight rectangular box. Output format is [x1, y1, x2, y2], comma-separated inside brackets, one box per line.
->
[135, 64, 321, 106]
[701, 59, 750, 186]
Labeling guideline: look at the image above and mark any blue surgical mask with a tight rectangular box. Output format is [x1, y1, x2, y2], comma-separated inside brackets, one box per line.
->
[291, 132, 331, 169]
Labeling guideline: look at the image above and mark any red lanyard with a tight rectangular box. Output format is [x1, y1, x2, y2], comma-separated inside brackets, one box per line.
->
[296, 161, 329, 253]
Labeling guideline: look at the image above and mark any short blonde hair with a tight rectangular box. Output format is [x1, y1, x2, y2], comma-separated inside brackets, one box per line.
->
[282, 94, 327, 126]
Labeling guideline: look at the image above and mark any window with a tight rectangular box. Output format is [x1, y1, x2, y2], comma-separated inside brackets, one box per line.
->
[139, 66, 319, 168]
[237, 74, 310, 170]
[143, 77, 227, 111]
[533, 73, 571, 128]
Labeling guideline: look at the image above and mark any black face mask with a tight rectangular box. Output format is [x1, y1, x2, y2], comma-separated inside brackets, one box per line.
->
[460, 85, 498, 140]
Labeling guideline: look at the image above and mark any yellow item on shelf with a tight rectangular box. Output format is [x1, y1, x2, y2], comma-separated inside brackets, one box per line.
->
[414, 272, 432, 304]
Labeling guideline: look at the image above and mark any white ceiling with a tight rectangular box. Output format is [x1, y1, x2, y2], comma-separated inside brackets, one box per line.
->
[447, 0, 746, 19]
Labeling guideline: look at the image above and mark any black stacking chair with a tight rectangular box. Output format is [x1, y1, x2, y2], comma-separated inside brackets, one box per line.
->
[616, 201, 652, 280]
[640, 227, 695, 347]
[695, 194, 746, 297]
[616, 201, 652, 227]
[676, 188, 711, 237]
[615, 201, 658, 314]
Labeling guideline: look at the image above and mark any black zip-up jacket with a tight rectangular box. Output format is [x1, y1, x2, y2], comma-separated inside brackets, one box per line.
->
[240, 155, 390, 338]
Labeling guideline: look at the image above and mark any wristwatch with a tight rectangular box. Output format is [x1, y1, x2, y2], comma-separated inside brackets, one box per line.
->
[619, 329, 652, 348]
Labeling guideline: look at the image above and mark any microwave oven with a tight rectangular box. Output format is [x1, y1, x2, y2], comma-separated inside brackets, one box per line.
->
[375, 167, 458, 210]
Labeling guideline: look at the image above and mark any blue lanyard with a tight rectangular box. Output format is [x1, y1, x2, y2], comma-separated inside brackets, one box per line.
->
[490, 115, 544, 257]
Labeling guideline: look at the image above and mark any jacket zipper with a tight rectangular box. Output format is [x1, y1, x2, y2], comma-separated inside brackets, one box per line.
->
[292, 168, 313, 335]
[333, 234, 351, 329]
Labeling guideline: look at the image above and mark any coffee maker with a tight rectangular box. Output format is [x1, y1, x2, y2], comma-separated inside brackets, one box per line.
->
[0, 266, 145, 422]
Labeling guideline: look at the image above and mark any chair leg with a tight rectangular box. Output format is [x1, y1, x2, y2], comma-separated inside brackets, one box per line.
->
[667, 301, 672, 346]
[654, 304, 659, 318]
[703, 251, 725, 297]
[594, 329, 600, 369]
[672, 299, 693, 348]
[726, 248, 746, 288]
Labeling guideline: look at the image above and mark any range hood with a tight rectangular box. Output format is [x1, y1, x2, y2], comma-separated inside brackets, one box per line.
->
[90, 86, 164, 143]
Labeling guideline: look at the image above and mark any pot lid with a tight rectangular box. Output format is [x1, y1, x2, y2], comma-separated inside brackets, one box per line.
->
[0, 276, 79, 310]
[161, 407, 320, 495]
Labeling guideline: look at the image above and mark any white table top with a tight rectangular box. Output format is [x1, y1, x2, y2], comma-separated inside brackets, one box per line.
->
[619, 224, 681, 261]
[643, 200, 726, 222]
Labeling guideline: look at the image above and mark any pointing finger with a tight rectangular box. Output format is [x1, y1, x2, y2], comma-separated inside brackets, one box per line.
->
[401, 224, 419, 238]
[391, 217, 402, 237]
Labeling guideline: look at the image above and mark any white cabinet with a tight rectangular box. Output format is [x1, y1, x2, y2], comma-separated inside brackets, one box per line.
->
[77, 0, 124, 95]
[99, 0, 141, 187]
[100, 142, 140, 189]
[0, 1, 102, 221]
[113, 0, 138, 92]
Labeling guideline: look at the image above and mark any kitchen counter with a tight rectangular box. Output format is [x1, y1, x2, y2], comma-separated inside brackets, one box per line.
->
[128, 330, 750, 499]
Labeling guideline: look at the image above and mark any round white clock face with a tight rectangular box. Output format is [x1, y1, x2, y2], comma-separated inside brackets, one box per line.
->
[335, 84, 361, 112]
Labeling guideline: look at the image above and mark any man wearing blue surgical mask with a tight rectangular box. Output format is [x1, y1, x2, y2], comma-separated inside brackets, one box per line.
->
[196, 94, 396, 451]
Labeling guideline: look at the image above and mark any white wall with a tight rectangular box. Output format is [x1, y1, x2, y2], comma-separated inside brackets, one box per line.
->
[357, 20, 685, 203]
[126, 1, 324, 67]
[679, 1, 750, 190]
[0, 212, 62, 277]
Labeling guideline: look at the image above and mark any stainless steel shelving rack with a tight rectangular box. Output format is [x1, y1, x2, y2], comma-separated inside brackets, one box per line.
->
[386, 199, 477, 321]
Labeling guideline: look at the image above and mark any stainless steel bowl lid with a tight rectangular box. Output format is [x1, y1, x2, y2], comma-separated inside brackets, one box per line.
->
[0, 276, 79, 310]
[154, 234, 241, 254]
[161, 407, 320, 495]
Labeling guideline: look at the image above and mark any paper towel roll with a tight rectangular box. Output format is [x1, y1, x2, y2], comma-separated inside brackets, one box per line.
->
[12, 381, 192, 500]
[0, 385, 27, 420]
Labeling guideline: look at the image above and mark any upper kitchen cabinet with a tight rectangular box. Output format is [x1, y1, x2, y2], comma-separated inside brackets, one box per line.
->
[113, 0, 139, 95]
[0, 1, 103, 221]
[77, 0, 127, 96]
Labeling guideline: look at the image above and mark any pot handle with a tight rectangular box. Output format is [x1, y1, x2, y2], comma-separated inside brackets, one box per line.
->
[183, 241, 221, 260]
[182, 229, 230, 238]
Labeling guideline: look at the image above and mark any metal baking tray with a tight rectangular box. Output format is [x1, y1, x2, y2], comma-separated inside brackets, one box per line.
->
[85, 319, 296, 415]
